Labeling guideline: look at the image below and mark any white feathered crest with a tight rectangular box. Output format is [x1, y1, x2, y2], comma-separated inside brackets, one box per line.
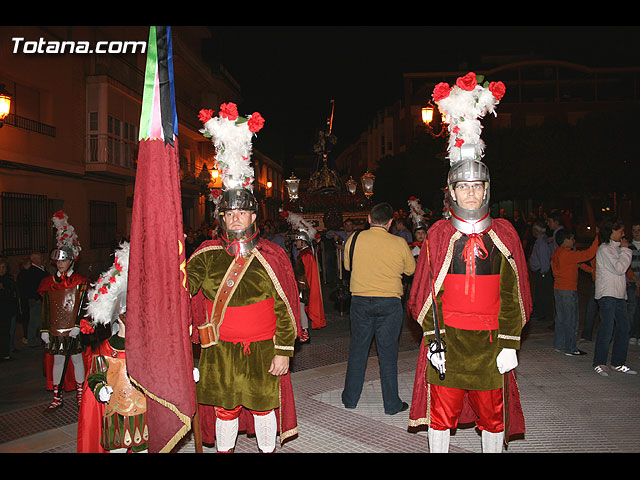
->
[407, 196, 427, 229]
[281, 210, 317, 242]
[85, 241, 130, 326]
[198, 102, 265, 191]
[51, 210, 81, 260]
[432, 72, 506, 164]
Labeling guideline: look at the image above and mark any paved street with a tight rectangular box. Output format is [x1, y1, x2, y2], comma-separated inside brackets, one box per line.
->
[1, 280, 639, 454]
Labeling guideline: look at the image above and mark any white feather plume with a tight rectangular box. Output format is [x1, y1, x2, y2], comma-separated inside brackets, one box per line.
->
[51, 211, 81, 260]
[433, 74, 503, 165]
[283, 211, 317, 242]
[85, 241, 130, 326]
[200, 115, 255, 191]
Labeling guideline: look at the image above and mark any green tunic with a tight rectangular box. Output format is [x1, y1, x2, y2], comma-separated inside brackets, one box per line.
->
[187, 246, 296, 411]
[422, 233, 522, 391]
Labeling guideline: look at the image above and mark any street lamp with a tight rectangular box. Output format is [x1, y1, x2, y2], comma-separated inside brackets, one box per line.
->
[361, 171, 375, 198]
[346, 176, 357, 195]
[285, 173, 300, 201]
[0, 84, 12, 128]
[422, 101, 447, 138]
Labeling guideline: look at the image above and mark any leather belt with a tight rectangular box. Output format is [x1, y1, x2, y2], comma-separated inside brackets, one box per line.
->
[198, 255, 251, 348]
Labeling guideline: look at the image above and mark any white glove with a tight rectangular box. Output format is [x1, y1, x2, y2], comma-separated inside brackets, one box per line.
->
[496, 348, 518, 374]
[41, 332, 49, 344]
[427, 341, 446, 375]
[193, 368, 200, 383]
[69, 327, 80, 338]
[98, 385, 114, 402]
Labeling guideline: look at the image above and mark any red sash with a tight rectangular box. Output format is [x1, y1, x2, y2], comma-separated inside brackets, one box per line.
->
[441, 274, 500, 331]
[206, 297, 277, 352]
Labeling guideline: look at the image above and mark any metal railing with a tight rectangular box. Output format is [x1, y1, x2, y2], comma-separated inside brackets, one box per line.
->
[2, 113, 56, 137]
[86, 134, 137, 169]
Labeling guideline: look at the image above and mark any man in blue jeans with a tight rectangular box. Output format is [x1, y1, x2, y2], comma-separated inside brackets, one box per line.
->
[341, 203, 416, 414]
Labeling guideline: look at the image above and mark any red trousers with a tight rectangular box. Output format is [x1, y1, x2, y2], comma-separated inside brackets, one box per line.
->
[214, 405, 273, 420]
[430, 384, 504, 433]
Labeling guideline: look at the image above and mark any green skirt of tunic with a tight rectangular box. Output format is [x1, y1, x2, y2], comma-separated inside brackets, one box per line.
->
[196, 338, 280, 412]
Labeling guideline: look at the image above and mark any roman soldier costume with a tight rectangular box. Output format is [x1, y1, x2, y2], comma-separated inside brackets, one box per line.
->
[407, 73, 532, 453]
[77, 242, 149, 453]
[39, 211, 87, 409]
[188, 103, 300, 453]
[284, 210, 326, 343]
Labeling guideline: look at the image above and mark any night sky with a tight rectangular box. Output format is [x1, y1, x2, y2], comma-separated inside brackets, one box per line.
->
[204, 25, 639, 168]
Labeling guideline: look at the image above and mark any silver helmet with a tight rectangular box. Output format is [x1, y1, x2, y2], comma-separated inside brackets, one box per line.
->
[291, 229, 313, 248]
[446, 144, 492, 235]
[51, 246, 75, 262]
[218, 187, 260, 257]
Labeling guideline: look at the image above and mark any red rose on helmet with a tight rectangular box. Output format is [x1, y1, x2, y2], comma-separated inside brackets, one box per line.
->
[219, 102, 239, 121]
[433, 82, 452, 102]
[248, 112, 265, 132]
[456, 72, 477, 91]
[198, 108, 215, 123]
[489, 81, 506, 101]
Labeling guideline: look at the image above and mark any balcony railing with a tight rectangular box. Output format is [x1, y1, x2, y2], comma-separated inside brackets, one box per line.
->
[2, 114, 56, 137]
[86, 134, 137, 170]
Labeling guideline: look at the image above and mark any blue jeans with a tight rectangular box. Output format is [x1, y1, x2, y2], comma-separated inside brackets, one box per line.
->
[554, 290, 579, 353]
[627, 286, 640, 339]
[342, 296, 404, 414]
[593, 296, 630, 367]
[580, 283, 598, 341]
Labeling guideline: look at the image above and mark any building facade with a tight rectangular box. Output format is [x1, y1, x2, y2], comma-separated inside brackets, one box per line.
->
[0, 26, 281, 275]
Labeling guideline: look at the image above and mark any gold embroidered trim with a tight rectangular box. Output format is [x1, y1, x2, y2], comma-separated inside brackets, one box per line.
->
[129, 376, 192, 453]
[487, 230, 527, 327]
[498, 334, 520, 341]
[275, 345, 295, 351]
[254, 249, 298, 339]
[423, 329, 446, 337]
[187, 244, 223, 263]
[416, 231, 461, 327]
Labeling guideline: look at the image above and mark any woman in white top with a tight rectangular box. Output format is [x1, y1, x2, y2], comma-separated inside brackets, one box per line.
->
[593, 220, 635, 376]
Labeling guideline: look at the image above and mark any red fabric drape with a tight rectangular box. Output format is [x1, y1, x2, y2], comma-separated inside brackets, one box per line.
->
[126, 138, 196, 453]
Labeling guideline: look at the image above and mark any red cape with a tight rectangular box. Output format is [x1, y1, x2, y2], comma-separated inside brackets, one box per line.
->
[38, 272, 88, 392]
[407, 218, 531, 440]
[299, 248, 326, 329]
[189, 237, 301, 446]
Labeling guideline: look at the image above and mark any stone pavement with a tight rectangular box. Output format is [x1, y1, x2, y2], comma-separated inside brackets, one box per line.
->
[1, 283, 640, 454]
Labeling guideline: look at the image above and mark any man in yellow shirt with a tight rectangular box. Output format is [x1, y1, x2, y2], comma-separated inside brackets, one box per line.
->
[341, 202, 416, 414]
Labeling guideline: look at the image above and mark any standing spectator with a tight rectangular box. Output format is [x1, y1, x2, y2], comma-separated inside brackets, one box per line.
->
[270, 221, 289, 253]
[529, 221, 554, 322]
[342, 202, 415, 415]
[551, 229, 598, 356]
[391, 217, 413, 244]
[546, 210, 566, 253]
[16, 257, 32, 345]
[626, 222, 640, 345]
[20, 252, 48, 347]
[0, 259, 18, 360]
[593, 220, 636, 376]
